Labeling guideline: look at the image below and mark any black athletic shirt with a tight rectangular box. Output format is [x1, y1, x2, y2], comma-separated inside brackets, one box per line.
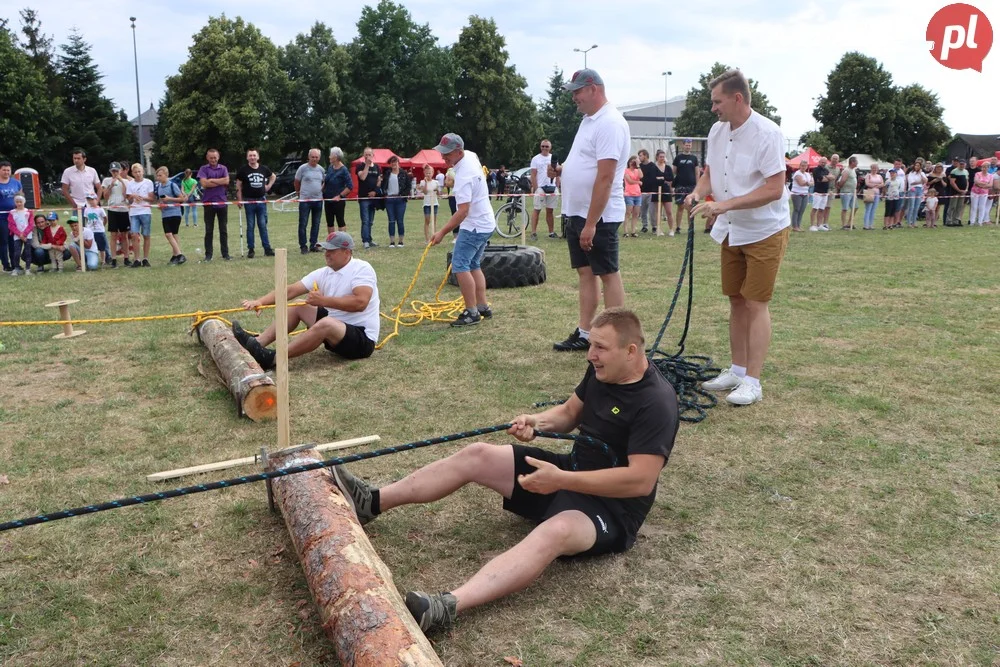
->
[640, 162, 660, 194]
[672, 153, 699, 188]
[236, 164, 273, 200]
[812, 166, 831, 194]
[572, 362, 678, 544]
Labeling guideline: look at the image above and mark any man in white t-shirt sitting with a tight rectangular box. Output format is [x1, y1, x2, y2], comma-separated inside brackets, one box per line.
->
[430, 133, 498, 327]
[232, 231, 380, 370]
[529, 139, 559, 239]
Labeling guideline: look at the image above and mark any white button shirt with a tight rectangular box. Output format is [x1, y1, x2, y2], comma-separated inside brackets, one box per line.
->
[706, 110, 790, 247]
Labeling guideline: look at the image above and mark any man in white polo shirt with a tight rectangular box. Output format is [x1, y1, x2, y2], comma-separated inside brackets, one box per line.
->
[231, 231, 380, 370]
[60, 148, 101, 215]
[430, 133, 497, 327]
[549, 68, 631, 352]
[687, 69, 790, 406]
[529, 138, 559, 239]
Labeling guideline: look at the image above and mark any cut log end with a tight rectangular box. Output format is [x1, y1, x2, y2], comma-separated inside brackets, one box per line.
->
[244, 384, 278, 422]
[196, 318, 277, 421]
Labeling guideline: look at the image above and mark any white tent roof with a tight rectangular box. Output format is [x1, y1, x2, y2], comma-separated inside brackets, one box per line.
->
[847, 153, 893, 171]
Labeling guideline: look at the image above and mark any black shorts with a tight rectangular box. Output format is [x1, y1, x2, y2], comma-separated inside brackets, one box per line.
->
[884, 199, 901, 216]
[673, 186, 693, 205]
[108, 210, 130, 233]
[162, 216, 181, 235]
[316, 308, 375, 359]
[565, 216, 621, 276]
[502, 444, 629, 556]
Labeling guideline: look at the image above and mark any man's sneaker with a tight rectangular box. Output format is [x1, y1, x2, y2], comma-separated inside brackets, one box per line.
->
[247, 248, 255, 259]
[111, 259, 118, 268]
[330, 465, 377, 525]
[369, 241, 378, 248]
[808, 225, 819, 232]
[231, 320, 254, 349]
[264, 248, 275, 257]
[479, 305, 493, 320]
[553, 328, 590, 351]
[405, 591, 457, 633]
[131, 261, 142, 269]
[389, 243, 396, 248]
[123, 258, 133, 267]
[548, 232, 558, 238]
[300, 246, 309, 254]
[702, 368, 742, 391]
[231, 320, 274, 369]
[169, 255, 179, 265]
[530, 232, 538, 240]
[818, 224, 830, 231]
[142, 259, 151, 267]
[175, 254, 187, 265]
[726, 380, 763, 406]
[450, 309, 481, 327]
[641, 226, 648, 233]
[398, 241, 404, 247]
[363, 242, 371, 249]
[204, 255, 213, 262]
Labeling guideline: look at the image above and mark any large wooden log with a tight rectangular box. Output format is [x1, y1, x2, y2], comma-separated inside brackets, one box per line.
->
[269, 448, 442, 667]
[196, 318, 277, 421]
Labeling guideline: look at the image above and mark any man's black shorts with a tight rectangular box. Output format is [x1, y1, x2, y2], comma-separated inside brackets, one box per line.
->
[502, 444, 630, 556]
[108, 210, 130, 233]
[565, 216, 621, 276]
[316, 307, 375, 359]
[162, 216, 181, 235]
[673, 186, 693, 205]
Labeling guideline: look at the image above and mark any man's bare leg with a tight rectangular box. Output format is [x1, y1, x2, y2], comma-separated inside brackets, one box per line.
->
[744, 298, 772, 379]
[577, 266, 600, 331]
[254, 304, 315, 346]
[729, 295, 749, 369]
[545, 208, 555, 234]
[599, 271, 625, 309]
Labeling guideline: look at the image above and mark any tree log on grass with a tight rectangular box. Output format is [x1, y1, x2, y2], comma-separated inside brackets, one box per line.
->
[269, 447, 443, 666]
[196, 318, 277, 422]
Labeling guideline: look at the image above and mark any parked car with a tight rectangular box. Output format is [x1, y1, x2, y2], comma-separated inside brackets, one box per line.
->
[271, 160, 305, 196]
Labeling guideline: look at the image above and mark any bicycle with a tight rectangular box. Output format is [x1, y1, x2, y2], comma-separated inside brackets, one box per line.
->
[494, 178, 531, 239]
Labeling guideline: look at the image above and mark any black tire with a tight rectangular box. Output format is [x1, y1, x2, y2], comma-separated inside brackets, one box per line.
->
[447, 244, 547, 289]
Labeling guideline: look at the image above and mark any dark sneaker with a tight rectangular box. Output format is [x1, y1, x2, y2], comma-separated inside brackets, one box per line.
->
[231, 320, 254, 349]
[222, 256, 232, 261]
[264, 248, 275, 256]
[369, 241, 378, 248]
[450, 309, 481, 327]
[311, 244, 323, 252]
[301, 246, 310, 255]
[330, 466, 377, 525]
[548, 232, 558, 238]
[142, 259, 151, 267]
[123, 258, 132, 267]
[641, 226, 648, 233]
[479, 305, 493, 320]
[169, 255, 179, 265]
[247, 249, 255, 259]
[110, 259, 117, 268]
[553, 328, 590, 351]
[231, 321, 276, 369]
[405, 591, 457, 633]
[175, 254, 187, 265]
[131, 260, 143, 269]
[204, 255, 213, 262]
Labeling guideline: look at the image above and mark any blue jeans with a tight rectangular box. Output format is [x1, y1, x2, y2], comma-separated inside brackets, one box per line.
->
[863, 193, 880, 228]
[94, 231, 111, 262]
[451, 228, 492, 273]
[904, 186, 923, 225]
[70, 244, 100, 270]
[244, 202, 270, 251]
[11, 238, 31, 269]
[386, 199, 407, 238]
[298, 201, 322, 250]
[129, 214, 152, 236]
[358, 199, 376, 243]
[184, 196, 198, 225]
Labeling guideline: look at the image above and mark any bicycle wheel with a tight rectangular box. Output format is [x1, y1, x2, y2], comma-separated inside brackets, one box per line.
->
[494, 200, 528, 238]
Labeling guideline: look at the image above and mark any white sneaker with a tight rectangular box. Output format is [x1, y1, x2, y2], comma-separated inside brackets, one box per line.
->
[726, 380, 763, 406]
[668, 231, 675, 237]
[702, 369, 742, 392]
[808, 226, 819, 232]
[819, 224, 830, 231]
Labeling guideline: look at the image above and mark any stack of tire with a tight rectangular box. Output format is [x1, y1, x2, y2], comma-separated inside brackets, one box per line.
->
[446, 244, 546, 289]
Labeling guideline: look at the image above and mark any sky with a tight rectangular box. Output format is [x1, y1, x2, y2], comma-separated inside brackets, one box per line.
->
[3, 0, 998, 154]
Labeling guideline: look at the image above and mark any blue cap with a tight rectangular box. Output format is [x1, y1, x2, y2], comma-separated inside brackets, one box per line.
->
[46, 212, 59, 221]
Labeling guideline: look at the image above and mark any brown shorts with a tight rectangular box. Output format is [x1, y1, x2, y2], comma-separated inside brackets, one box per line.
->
[720, 227, 789, 302]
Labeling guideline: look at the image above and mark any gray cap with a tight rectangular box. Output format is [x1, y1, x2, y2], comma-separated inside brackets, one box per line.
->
[110, 162, 122, 171]
[318, 230, 355, 250]
[563, 68, 604, 91]
[433, 133, 464, 154]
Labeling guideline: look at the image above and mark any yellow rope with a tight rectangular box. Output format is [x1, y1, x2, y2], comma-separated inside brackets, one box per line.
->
[0, 303, 307, 329]
[375, 243, 465, 349]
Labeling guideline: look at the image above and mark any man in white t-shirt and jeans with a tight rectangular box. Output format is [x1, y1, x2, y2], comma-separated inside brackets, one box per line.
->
[549, 69, 631, 351]
[529, 139, 559, 239]
[430, 133, 497, 327]
[60, 148, 101, 219]
[687, 69, 790, 406]
[232, 231, 380, 370]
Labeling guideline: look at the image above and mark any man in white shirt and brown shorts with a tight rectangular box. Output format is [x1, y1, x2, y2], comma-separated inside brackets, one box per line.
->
[687, 69, 790, 406]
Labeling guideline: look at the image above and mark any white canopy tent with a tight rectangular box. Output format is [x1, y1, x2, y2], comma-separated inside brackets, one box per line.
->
[847, 153, 894, 171]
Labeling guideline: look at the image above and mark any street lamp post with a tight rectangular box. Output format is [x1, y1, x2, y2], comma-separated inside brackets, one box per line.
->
[661, 71, 672, 137]
[130, 17, 143, 171]
[573, 44, 598, 68]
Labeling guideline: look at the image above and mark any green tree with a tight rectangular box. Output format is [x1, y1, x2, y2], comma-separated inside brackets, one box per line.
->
[0, 27, 62, 177]
[538, 68, 579, 160]
[673, 62, 781, 138]
[157, 15, 287, 170]
[278, 22, 350, 160]
[18, 8, 57, 92]
[889, 84, 950, 160]
[55, 31, 136, 173]
[797, 130, 838, 157]
[451, 16, 541, 167]
[344, 0, 456, 158]
[810, 52, 898, 158]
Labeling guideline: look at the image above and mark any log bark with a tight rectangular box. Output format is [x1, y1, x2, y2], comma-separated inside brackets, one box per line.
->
[196, 318, 277, 422]
[269, 448, 442, 667]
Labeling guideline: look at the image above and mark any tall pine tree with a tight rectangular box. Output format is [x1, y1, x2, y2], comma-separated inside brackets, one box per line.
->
[538, 68, 579, 161]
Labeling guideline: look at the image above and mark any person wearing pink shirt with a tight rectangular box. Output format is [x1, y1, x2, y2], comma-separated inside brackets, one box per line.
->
[7, 195, 34, 275]
[970, 163, 993, 226]
[623, 156, 642, 237]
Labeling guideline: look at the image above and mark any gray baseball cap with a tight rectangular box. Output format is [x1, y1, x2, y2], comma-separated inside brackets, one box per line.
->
[433, 133, 464, 154]
[563, 68, 604, 91]
[318, 230, 355, 250]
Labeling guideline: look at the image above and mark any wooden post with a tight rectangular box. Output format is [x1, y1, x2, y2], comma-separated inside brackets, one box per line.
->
[275, 249, 290, 450]
[196, 318, 277, 421]
[45, 299, 86, 340]
[269, 447, 443, 666]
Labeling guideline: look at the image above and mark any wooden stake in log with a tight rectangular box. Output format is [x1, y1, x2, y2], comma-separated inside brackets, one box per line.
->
[196, 318, 277, 421]
[269, 447, 442, 667]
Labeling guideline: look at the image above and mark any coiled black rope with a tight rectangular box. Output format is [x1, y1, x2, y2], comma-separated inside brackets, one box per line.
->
[0, 424, 612, 533]
[534, 216, 719, 422]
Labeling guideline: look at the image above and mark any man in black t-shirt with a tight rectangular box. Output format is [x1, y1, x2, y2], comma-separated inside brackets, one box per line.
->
[235, 149, 275, 258]
[355, 147, 383, 247]
[809, 157, 832, 231]
[940, 157, 958, 224]
[330, 308, 679, 634]
[638, 149, 656, 232]
[672, 139, 701, 226]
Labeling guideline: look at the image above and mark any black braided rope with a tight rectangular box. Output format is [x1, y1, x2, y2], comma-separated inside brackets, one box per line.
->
[0, 424, 612, 533]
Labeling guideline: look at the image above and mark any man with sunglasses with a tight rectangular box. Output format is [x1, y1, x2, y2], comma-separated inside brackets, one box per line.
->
[529, 139, 559, 239]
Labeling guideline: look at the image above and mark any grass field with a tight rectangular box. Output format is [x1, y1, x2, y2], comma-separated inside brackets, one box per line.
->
[1, 203, 998, 666]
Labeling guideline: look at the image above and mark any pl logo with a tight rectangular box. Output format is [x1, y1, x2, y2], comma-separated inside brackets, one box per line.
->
[927, 3, 993, 71]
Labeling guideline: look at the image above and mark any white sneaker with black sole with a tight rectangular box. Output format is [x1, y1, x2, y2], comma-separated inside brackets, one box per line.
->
[702, 368, 742, 392]
[726, 379, 763, 406]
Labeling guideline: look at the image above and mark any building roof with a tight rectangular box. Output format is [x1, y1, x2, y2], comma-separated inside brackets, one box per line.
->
[953, 133, 1000, 157]
[130, 103, 158, 128]
[619, 97, 685, 114]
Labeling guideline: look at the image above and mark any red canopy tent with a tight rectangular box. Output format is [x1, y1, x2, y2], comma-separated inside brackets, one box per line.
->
[785, 147, 824, 169]
[348, 149, 410, 196]
[408, 149, 447, 179]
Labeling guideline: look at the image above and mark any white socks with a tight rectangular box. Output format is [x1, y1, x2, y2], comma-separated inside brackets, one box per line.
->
[578, 328, 590, 340]
[731, 364, 747, 378]
[744, 376, 761, 389]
